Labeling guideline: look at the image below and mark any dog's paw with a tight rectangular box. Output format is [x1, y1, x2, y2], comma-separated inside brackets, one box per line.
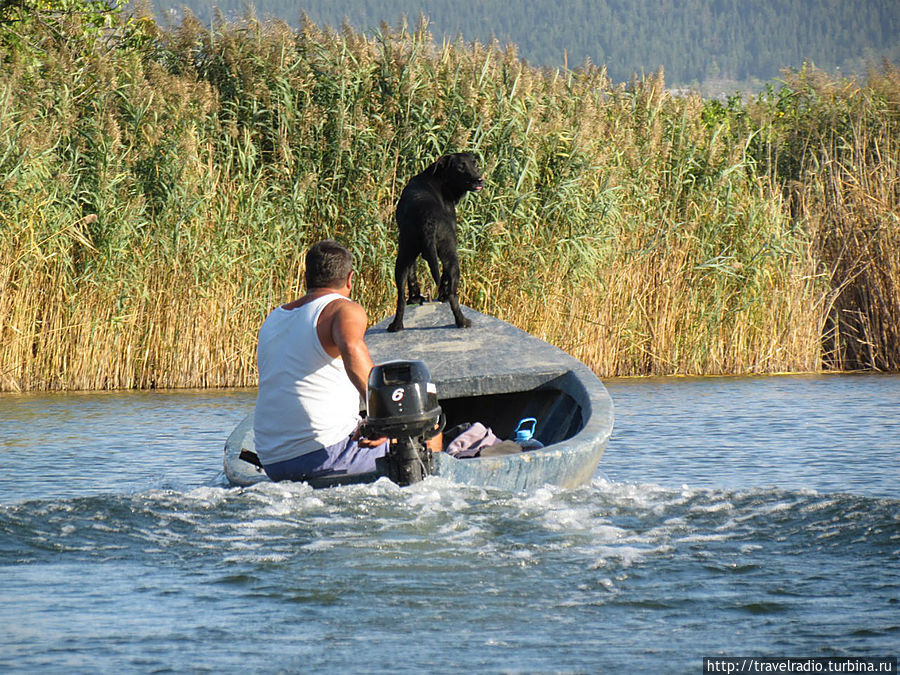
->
[456, 317, 472, 329]
[387, 320, 404, 333]
[407, 294, 426, 306]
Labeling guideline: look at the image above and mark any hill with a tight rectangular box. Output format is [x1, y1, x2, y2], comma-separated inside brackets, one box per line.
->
[153, 0, 900, 90]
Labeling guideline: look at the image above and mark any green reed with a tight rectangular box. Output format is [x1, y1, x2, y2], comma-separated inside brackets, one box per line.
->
[742, 64, 900, 371]
[0, 9, 895, 390]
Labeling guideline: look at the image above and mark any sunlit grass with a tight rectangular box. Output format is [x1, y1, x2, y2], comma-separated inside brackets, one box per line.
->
[0, 11, 896, 390]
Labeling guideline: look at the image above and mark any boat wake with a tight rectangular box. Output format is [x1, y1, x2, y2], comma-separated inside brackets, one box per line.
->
[2, 476, 898, 672]
[3, 477, 897, 572]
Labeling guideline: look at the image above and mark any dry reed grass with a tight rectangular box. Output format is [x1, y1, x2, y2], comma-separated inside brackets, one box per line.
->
[0, 11, 896, 390]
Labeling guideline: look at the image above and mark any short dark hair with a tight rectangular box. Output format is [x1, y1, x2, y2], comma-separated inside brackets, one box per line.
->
[305, 240, 353, 289]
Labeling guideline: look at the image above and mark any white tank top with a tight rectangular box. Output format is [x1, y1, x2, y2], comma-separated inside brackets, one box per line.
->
[253, 293, 362, 465]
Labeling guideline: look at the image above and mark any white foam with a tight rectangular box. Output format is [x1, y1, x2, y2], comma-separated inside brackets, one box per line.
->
[301, 539, 336, 551]
[436, 522, 487, 545]
[590, 524, 629, 541]
[540, 506, 593, 531]
[594, 545, 647, 566]
[231, 518, 295, 533]
[676, 532, 734, 543]
[222, 552, 289, 564]
[689, 501, 734, 514]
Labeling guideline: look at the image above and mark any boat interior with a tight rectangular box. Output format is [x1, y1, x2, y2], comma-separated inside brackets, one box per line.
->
[438, 378, 585, 447]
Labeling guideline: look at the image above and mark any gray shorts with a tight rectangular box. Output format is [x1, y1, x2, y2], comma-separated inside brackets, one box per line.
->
[262, 435, 389, 482]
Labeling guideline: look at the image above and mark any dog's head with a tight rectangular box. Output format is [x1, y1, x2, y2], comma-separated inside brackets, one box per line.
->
[425, 152, 484, 194]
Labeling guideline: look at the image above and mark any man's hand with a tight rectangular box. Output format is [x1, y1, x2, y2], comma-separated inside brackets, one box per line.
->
[350, 422, 388, 448]
[358, 435, 389, 448]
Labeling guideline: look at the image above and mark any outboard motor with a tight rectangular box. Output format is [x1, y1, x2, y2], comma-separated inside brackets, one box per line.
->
[362, 360, 443, 486]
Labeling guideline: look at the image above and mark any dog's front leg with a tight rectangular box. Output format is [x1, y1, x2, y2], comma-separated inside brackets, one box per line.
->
[422, 245, 443, 299]
[406, 265, 426, 306]
[447, 294, 471, 329]
[442, 257, 471, 329]
[388, 256, 411, 332]
[437, 271, 451, 302]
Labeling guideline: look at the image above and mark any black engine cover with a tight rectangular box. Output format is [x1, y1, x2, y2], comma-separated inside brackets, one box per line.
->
[364, 360, 441, 438]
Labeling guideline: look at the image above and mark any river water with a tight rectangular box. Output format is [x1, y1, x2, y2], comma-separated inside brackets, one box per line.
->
[1, 375, 898, 673]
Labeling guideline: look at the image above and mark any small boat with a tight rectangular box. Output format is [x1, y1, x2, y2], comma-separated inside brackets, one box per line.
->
[224, 303, 614, 491]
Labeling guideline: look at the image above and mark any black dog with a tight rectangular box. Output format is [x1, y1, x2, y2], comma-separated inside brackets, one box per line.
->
[387, 152, 484, 332]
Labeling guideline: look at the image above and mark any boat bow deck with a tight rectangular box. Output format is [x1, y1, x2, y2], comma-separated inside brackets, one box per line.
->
[366, 303, 584, 398]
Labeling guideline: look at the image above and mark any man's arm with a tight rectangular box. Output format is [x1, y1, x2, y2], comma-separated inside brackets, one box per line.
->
[330, 298, 439, 451]
[330, 300, 375, 399]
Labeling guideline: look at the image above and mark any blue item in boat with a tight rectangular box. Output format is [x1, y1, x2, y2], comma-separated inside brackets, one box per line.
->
[513, 418, 544, 450]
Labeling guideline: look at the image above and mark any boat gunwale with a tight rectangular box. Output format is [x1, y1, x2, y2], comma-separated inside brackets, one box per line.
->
[224, 366, 612, 489]
[223, 303, 614, 490]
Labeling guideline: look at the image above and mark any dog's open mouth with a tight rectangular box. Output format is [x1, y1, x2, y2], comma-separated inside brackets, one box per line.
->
[471, 180, 484, 191]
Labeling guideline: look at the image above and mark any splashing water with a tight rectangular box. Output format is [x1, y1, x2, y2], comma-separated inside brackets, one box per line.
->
[1, 376, 898, 672]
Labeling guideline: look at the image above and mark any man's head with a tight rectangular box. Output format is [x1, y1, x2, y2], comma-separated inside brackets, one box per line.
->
[305, 240, 353, 291]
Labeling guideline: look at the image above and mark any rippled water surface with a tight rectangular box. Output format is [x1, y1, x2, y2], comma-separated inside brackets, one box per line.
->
[1, 375, 898, 673]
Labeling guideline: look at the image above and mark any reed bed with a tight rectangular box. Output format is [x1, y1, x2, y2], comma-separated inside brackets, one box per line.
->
[745, 65, 900, 371]
[0, 10, 897, 390]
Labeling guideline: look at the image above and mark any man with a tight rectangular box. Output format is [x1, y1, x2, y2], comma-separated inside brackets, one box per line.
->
[253, 239, 389, 481]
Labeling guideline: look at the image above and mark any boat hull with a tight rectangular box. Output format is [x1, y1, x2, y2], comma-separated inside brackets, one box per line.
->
[224, 303, 614, 491]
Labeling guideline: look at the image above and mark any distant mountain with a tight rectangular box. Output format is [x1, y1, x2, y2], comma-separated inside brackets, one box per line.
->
[152, 0, 900, 90]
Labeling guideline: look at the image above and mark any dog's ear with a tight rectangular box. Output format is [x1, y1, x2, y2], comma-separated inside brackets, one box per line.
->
[424, 155, 450, 176]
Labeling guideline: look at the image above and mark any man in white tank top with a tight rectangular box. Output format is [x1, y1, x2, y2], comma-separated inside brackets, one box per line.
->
[253, 240, 389, 481]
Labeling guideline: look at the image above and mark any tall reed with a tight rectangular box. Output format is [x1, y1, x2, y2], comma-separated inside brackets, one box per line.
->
[0, 10, 895, 390]
[745, 64, 900, 371]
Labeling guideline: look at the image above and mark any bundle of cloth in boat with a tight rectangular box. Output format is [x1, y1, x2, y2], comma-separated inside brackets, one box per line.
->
[444, 422, 524, 458]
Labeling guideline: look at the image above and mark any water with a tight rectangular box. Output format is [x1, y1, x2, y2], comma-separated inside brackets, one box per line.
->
[1, 376, 898, 673]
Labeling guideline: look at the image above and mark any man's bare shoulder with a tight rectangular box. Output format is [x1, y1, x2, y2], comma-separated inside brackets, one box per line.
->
[319, 296, 368, 346]
[326, 297, 367, 324]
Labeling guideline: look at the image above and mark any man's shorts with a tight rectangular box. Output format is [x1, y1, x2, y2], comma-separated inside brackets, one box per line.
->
[262, 435, 389, 482]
